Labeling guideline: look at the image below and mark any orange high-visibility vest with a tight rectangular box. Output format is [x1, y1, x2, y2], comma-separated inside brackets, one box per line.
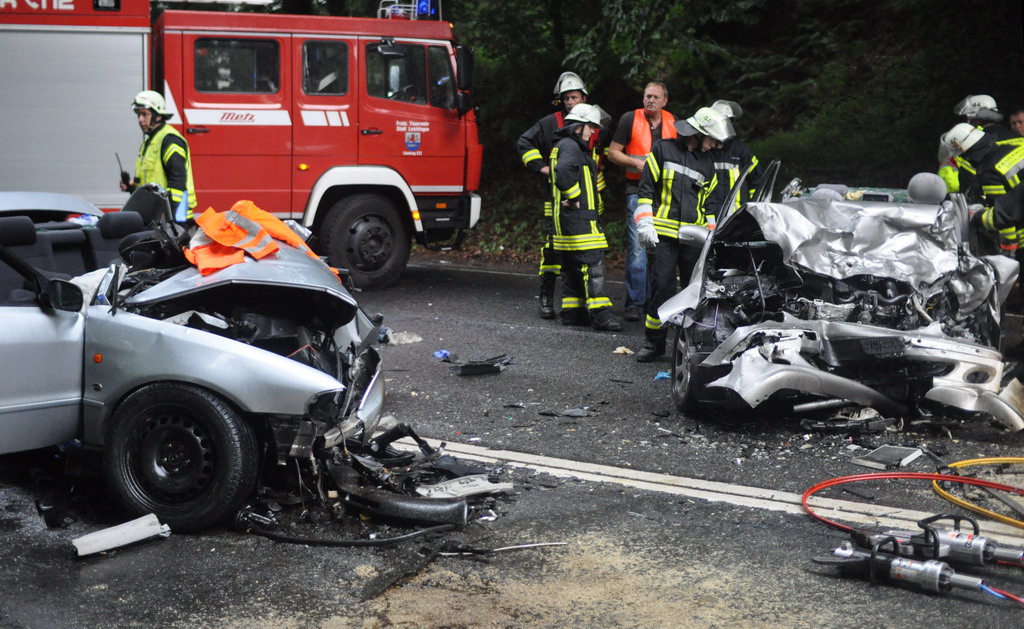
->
[623, 109, 677, 180]
[184, 200, 322, 275]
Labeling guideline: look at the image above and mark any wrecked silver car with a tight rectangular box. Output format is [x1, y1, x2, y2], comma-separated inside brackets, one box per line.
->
[660, 190, 1024, 431]
[0, 192, 385, 531]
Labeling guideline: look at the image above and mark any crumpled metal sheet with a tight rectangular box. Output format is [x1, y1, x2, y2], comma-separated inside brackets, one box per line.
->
[744, 199, 961, 291]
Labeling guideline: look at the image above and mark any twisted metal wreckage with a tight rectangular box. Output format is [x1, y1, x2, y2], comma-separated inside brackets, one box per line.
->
[661, 182, 1024, 431]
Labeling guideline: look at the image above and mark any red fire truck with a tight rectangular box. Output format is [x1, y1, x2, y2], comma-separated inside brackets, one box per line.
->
[0, 0, 482, 287]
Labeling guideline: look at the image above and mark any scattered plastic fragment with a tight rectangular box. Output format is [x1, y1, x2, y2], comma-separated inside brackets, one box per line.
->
[440, 353, 514, 376]
[386, 331, 423, 345]
[539, 407, 598, 417]
[72, 513, 171, 557]
[433, 349, 451, 360]
[35, 500, 75, 529]
[414, 474, 514, 499]
[613, 346, 635, 355]
[654, 371, 671, 380]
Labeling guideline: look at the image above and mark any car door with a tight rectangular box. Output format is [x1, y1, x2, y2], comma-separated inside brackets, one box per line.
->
[358, 39, 466, 194]
[178, 34, 293, 214]
[0, 253, 84, 454]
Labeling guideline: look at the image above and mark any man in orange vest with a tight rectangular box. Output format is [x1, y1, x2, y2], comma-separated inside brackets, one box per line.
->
[606, 81, 677, 323]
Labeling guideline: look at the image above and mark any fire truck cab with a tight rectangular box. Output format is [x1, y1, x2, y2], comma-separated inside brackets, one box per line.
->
[0, 0, 482, 288]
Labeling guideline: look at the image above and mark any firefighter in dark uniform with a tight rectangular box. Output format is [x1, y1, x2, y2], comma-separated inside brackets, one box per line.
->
[707, 99, 763, 217]
[633, 107, 734, 362]
[516, 72, 590, 319]
[941, 122, 1024, 253]
[122, 90, 197, 221]
[550, 103, 621, 331]
[942, 95, 1022, 199]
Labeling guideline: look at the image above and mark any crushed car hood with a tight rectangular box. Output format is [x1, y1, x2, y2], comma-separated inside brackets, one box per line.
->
[126, 244, 357, 329]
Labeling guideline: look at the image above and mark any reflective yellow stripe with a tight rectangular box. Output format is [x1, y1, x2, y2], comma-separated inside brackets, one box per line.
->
[645, 314, 662, 330]
[645, 152, 661, 180]
[587, 297, 613, 310]
[562, 297, 583, 308]
[522, 148, 542, 166]
[983, 185, 1006, 196]
[982, 206, 996, 231]
[564, 182, 581, 199]
[954, 156, 976, 174]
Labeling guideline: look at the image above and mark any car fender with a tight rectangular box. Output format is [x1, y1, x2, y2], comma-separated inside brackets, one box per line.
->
[81, 308, 344, 445]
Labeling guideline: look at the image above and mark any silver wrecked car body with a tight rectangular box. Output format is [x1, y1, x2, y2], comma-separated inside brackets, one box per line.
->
[660, 195, 1024, 430]
[1, 209, 385, 530]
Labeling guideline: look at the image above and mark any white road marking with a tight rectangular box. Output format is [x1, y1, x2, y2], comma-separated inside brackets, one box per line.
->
[398, 438, 1024, 545]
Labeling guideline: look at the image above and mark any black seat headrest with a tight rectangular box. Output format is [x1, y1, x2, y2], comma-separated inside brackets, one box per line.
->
[0, 216, 37, 246]
[99, 211, 146, 239]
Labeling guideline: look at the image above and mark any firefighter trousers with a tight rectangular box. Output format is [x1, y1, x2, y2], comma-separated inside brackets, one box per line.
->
[644, 238, 702, 344]
[560, 249, 614, 323]
[538, 197, 562, 277]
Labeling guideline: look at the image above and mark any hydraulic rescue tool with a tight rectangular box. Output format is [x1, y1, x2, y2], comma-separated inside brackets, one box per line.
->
[813, 538, 988, 595]
[849, 514, 1024, 567]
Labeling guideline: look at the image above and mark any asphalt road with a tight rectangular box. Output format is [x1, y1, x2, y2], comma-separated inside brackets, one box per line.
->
[2, 252, 1024, 628]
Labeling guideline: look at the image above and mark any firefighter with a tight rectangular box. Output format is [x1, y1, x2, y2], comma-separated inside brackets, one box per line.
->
[550, 103, 621, 331]
[123, 90, 197, 222]
[633, 107, 734, 362]
[517, 72, 590, 320]
[606, 81, 677, 322]
[942, 95, 1021, 198]
[707, 99, 762, 217]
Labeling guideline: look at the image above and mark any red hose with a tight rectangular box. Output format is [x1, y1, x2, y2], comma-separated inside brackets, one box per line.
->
[801, 472, 1024, 533]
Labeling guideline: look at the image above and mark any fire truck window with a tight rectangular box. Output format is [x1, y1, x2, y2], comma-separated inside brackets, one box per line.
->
[195, 39, 280, 94]
[427, 46, 455, 109]
[303, 41, 349, 96]
[366, 43, 427, 105]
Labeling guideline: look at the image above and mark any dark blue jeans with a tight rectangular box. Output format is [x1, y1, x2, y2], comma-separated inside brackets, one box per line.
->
[625, 193, 648, 310]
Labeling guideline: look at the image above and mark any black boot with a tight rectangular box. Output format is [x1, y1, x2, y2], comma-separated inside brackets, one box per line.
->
[538, 273, 557, 319]
[635, 339, 666, 362]
[591, 309, 622, 332]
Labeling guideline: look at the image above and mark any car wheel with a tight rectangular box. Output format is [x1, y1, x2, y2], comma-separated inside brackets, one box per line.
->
[103, 383, 258, 532]
[671, 326, 699, 413]
[321, 194, 410, 289]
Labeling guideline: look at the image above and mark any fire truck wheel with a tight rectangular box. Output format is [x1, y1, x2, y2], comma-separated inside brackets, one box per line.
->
[322, 194, 410, 289]
[103, 383, 259, 533]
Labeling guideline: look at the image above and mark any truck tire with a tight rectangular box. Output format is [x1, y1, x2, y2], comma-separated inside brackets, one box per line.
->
[322, 194, 410, 289]
[103, 383, 259, 532]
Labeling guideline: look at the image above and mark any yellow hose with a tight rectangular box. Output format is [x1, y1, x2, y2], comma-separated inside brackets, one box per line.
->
[931, 457, 1024, 528]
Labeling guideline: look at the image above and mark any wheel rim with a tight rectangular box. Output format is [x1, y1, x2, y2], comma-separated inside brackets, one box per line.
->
[346, 215, 394, 272]
[128, 411, 215, 504]
[673, 332, 692, 401]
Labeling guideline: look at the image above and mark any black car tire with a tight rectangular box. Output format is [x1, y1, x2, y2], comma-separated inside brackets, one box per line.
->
[103, 383, 258, 532]
[671, 326, 699, 413]
[321, 194, 410, 289]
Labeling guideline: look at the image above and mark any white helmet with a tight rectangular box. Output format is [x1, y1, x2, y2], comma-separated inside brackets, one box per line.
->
[132, 90, 172, 117]
[711, 99, 743, 119]
[553, 71, 588, 97]
[564, 103, 603, 128]
[954, 94, 998, 117]
[938, 122, 985, 162]
[678, 107, 735, 142]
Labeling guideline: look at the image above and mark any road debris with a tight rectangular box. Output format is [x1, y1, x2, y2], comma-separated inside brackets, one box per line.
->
[613, 346, 635, 355]
[72, 513, 171, 557]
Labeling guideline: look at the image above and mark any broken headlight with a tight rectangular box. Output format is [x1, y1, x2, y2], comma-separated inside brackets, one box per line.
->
[306, 389, 346, 423]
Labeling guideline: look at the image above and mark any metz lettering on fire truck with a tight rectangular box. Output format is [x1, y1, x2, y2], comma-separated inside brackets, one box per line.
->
[219, 112, 256, 123]
[0, 0, 484, 288]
